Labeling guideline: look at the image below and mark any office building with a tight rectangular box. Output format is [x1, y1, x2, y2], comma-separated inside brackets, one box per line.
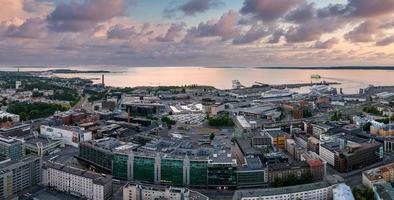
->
[335, 141, 382, 173]
[0, 136, 24, 160]
[24, 136, 63, 156]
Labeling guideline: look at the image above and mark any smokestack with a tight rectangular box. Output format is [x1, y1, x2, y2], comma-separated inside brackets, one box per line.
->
[128, 109, 131, 123]
[102, 74, 105, 86]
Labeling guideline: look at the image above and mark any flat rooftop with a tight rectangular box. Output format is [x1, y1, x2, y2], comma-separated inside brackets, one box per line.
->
[45, 161, 112, 185]
[233, 181, 331, 199]
[374, 182, 394, 200]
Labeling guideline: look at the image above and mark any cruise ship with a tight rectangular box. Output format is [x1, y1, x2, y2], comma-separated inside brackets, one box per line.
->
[311, 85, 337, 94]
[261, 89, 295, 99]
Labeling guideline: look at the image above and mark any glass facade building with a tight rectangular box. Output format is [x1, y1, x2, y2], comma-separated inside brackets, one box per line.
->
[78, 143, 113, 171]
[207, 164, 237, 187]
[160, 159, 184, 185]
[189, 160, 208, 186]
[237, 170, 267, 186]
[0, 137, 24, 161]
[133, 156, 155, 183]
[112, 153, 128, 180]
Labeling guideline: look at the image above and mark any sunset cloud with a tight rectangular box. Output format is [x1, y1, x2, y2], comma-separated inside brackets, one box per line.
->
[1, 0, 394, 67]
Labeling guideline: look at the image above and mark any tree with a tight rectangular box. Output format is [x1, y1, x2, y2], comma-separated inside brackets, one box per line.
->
[208, 116, 234, 127]
[331, 111, 342, 121]
[363, 122, 372, 132]
[303, 109, 313, 118]
[300, 172, 314, 184]
[352, 187, 374, 200]
[272, 177, 284, 187]
[209, 133, 215, 141]
[286, 174, 298, 186]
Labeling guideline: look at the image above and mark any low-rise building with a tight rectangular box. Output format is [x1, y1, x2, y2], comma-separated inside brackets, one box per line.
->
[267, 161, 311, 184]
[24, 136, 64, 156]
[307, 137, 320, 154]
[372, 181, 394, 200]
[0, 111, 20, 122]
[123, 183, 209, 200]
[319, 142, 339, 166]
[232, 181, 334, 200]
[371, 123, 394, 136]
[332, 183, 355, 200]
[263, 128, 290, 149]
[362, 162, 394, 188]
[40, 125, 92, 147]
[335, 141, 382, 173]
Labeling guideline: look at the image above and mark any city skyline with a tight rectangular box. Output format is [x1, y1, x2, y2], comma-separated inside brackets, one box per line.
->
[2, 0, 394, 67]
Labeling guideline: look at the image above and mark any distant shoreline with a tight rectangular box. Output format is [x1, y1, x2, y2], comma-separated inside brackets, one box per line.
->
[205, 66, 394, 70]
[2, 66, 394, 71]
[48, 69, 111, 74]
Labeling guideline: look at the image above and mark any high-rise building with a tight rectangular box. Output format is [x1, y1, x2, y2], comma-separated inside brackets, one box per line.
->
[0, 156, 42, 199]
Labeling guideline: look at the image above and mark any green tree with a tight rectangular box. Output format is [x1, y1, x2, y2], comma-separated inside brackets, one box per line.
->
[208, 116, 234, 127]
[286, 174, 298, 186]
[331, 111, 342, 121]
[273, 177, 284, 187]
[363, 122, 372, 132]
[209, 133, 215, 141]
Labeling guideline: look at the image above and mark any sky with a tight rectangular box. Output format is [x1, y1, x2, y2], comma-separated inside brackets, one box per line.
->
[1, 0, 394, 67]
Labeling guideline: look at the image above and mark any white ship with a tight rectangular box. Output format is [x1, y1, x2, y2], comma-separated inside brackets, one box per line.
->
[261, 89, 295, 99]
[311, 85, 337, 94]
[232, 80, 244, 89]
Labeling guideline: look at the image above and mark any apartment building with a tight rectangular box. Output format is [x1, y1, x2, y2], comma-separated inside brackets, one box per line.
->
[42, 162, 112, 200]
[0, 156, 41, 199]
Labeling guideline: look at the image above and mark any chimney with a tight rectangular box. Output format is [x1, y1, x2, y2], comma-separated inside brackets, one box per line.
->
[102, 74, 105, 86]
[128, 109, 131, 123]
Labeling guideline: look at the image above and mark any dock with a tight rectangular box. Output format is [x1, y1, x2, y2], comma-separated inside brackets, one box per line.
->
[271, 81, 340, 89]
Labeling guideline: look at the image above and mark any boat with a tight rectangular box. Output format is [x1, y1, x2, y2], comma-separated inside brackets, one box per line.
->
[261, 89, 295, 99]
[311, 74, 321, 79]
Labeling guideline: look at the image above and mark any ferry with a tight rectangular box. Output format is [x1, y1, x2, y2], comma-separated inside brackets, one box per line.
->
[311, 74, 321, 79]
[261, 89, 295, 99]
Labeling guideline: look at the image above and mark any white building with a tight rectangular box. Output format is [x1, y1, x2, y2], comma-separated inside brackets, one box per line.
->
[0, 111, 20, 122]
[232, 181, 334, 200]
[123, 183, 209, 200]
[333, 183, 355, 200]
[42, 162, 112, 200]
[40, 125, 92, 147]
[319, 142, 338, 166]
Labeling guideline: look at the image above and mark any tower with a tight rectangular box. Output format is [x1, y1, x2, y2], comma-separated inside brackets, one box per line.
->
[101, 74, 105, 86]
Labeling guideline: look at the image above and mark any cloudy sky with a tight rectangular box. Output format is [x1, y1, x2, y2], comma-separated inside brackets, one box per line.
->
[1, 0, 394, 67]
